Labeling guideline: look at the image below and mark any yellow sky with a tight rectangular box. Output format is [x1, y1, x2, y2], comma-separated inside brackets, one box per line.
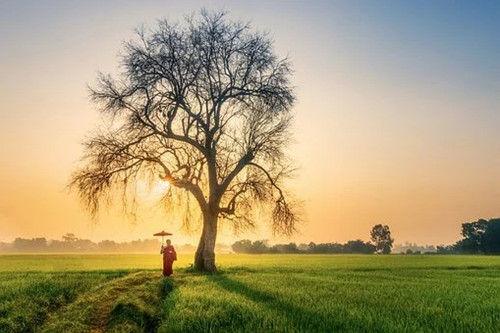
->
[1, 1, 499, 246]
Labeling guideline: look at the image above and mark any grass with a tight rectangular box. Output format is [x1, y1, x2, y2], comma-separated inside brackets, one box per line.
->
[42, 271, 170, 333]
[1, 254, 500, 332]
[0, 270, 129, 333]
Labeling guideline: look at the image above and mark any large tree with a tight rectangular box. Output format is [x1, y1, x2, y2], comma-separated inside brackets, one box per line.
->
[70, 11, 299, 271]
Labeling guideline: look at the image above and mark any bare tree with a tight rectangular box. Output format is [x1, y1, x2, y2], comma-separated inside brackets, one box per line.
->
[70, 10, 299, 271]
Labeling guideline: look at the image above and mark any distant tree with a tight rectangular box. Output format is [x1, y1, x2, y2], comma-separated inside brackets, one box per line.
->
[73, 238, 95, 251]
[344, 239, 376, 254]
[269, 244, 284, 253]
[308, 242, 317, 252]
[282, 242, 299, 253]
[458, 219, 488, 253]
[62, 233, 78, 243]
[297, 243, 309, 252]
[12, 238, 48, 252]
[483, 219, 500, 254]
[98, 240, 118, 252]
[250, 240, 269, 253]
[232, 239, 252, 253]
[268, 242, 297, 253]
[307, 242, 345, 254]
[370, 224, 394, 254]
[457, 218, 500, 254]
[249, 240, 269, 254]
[70, 10, 299, 272]
[47, 240, 66, 252]
[436, 245, 457, 254]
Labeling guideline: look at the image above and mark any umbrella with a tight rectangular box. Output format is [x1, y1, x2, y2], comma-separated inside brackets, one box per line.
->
[153, 230, 173, 244]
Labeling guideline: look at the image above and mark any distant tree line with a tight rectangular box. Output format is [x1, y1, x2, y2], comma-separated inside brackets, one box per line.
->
[231, 239, 377, 254]
[4, 219, 497, 255]
[0, 224, 395, 255]
[0, 233, 213, 253]
[231, 219, 500, 256]
[232, 224, 395, 254]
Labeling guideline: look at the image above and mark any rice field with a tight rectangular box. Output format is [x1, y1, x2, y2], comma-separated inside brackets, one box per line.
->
[1, 254, 500, 332]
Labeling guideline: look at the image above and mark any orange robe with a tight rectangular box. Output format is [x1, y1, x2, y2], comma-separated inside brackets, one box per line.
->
[161, 245, 177, 276]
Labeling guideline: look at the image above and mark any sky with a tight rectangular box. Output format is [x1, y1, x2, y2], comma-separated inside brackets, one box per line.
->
[1, 0, 499, 246]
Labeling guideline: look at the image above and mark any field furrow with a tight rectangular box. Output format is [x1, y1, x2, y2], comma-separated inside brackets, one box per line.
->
[41, 271, 169, 333]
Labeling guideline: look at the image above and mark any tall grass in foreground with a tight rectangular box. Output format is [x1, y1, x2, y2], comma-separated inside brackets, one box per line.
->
[159, 265, 500, 332]
[0, 271, 128, 333]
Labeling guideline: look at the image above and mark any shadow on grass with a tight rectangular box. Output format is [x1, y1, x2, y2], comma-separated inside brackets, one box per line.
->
[208, 274, 339, 331]
[108, 301, 159, 332]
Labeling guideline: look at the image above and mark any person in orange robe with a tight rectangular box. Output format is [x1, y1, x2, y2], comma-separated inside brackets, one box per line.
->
[160, 239, 177, 276]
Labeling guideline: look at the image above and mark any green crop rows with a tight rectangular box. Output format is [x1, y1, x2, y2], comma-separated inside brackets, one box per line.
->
[1, 254, 500, 332]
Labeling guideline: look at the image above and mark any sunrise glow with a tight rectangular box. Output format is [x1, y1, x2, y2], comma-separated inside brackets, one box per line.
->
[1, 1, 499, 246]
[152, 179, 170, 196]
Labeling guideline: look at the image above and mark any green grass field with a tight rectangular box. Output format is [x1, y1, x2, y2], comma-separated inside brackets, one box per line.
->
[1, 254, 500, 332]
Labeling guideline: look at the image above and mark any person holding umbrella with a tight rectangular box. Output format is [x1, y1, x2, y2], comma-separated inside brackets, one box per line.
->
[155, 231, 177, 276]
[160, 239, 177, 276]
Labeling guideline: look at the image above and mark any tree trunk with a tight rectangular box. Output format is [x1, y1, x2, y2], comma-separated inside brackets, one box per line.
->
[194, 212, 217, 272]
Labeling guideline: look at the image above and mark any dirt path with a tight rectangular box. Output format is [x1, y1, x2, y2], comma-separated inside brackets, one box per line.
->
[89, 271, 156, 332]
[41, 271, 164, 332]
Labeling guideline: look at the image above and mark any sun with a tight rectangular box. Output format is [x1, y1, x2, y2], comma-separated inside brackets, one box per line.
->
[152, 179, 170, 196]
[135, 178, 171, 202]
